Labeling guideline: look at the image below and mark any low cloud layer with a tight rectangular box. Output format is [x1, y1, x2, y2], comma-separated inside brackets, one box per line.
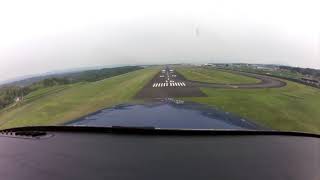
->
[0, 0, 319, 82]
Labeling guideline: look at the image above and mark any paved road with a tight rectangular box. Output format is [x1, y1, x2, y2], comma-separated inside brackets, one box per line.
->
[186, 70, 287, 89]
[135, 67, 286, 98]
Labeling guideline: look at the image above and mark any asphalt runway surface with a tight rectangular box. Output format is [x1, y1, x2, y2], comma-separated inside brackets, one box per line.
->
[135, 67, 286, 98]
[135, 67, 207, 98]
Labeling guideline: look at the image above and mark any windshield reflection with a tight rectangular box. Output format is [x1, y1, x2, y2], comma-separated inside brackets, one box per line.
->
[67, 99, 265, 130]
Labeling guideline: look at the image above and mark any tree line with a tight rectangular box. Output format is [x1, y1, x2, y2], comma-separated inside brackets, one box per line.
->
[0, 66, 143, 110]
[279, 66, 320, 77]
[0, 78, 71, 109]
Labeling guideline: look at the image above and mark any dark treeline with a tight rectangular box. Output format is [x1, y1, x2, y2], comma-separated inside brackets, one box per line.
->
[63, 66, 143, 82]
[0, 66, 143, 110]
[0, 78, 71, 109]
[279, 66, 320, 77]
[0, 86, 30, 109]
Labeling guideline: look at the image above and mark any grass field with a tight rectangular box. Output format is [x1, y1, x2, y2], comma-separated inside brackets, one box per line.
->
[176, 67, 260, 84]
[0, 68, 158, 129]
[184, 80, 320, 134]
[225, 66, 304, 80]
[1, 65, 319, 134]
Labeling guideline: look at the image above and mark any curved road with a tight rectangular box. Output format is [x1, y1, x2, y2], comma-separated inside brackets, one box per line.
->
[135, 68, 287, 99]
[180, 70, 287, 89]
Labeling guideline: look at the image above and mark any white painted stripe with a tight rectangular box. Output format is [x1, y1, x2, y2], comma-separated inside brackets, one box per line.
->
[155, 83, 159, 87]
[177, 82, 180, 86]
[160, 83, 163, 87]
[174, 83, 177, 86]
[178, 82, 182, 86]
[182, 82, 186, 86]
[170, 83, 172, 86]
[152, 83, 156, 87]
[166, 83, 168, 86]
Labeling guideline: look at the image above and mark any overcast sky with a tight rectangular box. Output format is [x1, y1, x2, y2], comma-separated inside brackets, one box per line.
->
[0, 0, 319, 82]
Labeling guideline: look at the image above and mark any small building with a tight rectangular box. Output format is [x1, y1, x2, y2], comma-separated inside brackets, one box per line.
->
[15, 97, 21, 102]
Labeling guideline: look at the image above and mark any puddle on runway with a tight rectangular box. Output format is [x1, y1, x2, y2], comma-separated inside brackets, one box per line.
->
[67, 99, 264, 130]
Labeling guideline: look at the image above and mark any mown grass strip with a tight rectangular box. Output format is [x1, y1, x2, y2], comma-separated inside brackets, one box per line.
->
[176, 67, 260, 84]
[0, 68, 159, 129]
[184, 80, 320, 134]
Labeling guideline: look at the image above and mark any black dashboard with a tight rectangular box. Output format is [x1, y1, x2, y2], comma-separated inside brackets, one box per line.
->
[0, 126, 319, 180]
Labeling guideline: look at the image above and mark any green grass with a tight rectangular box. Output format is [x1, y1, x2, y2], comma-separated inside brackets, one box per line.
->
[0, 85, 72, 114]
[177, 67, 260, 84]
[227, 66, 304, 79]
[184, 80, 320, 134]
[0, 68, 159, 129]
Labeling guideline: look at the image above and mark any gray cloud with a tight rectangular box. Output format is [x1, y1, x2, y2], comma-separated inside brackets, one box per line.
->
[0, 0, 319, 82]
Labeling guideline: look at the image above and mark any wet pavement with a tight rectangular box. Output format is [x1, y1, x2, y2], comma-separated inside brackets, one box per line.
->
[67, 99, 264, 130]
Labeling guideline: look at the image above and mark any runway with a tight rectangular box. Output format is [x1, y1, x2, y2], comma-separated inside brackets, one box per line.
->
[135, 66, 286, 98]
[134, 67, 206, 98]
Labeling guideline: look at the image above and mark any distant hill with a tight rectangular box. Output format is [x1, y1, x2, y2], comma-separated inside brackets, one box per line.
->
[0, 66, 144, 87]
[0, 66, 144, 111]
[0, 75, 62, 88]
[0, 68, 158, 129]
[60, 66, 144, 83]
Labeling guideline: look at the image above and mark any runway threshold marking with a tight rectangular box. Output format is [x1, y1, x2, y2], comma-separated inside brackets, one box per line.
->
[152, 81, 186, 88]
[152, 68, 187, 88]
